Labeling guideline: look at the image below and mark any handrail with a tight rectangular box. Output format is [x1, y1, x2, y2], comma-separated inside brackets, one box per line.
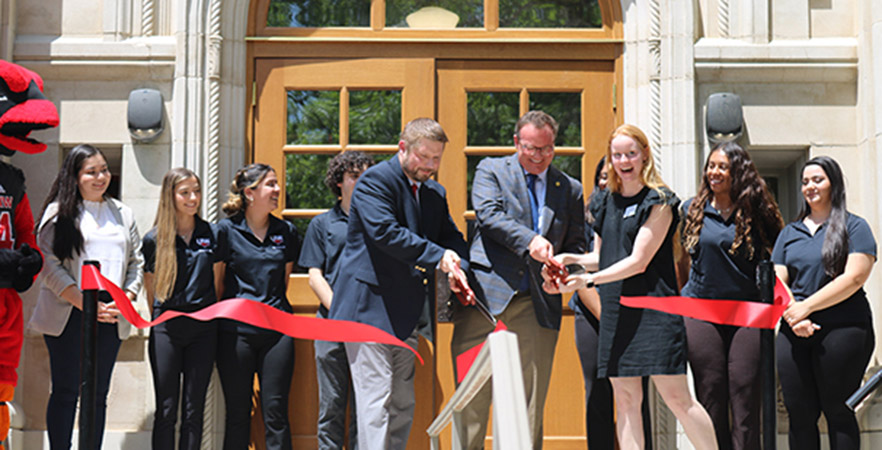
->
[427, 331, 530, 450]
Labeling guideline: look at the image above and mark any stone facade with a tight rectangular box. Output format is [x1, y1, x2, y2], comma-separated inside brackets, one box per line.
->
[2, 0, 881, 448]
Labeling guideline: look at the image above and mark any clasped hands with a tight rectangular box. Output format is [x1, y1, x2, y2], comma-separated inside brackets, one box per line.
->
[97, 301, 121, 324]
[781, 300, 820, 338]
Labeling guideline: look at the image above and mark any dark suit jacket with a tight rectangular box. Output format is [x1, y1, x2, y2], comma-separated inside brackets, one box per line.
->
[469, 154, 585, 330]
[328, 155, 469, 340]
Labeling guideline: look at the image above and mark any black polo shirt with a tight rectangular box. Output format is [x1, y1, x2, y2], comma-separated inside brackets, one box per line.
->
[297, 203, 348, 318]
[772, 213, 876, 325]
[142, 216, 219, 317]
[680, 199, 762, 301]
[216, 213, 301, 321]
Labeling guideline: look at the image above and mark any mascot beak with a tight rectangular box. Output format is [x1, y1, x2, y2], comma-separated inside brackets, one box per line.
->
[0, 61, 60, 155]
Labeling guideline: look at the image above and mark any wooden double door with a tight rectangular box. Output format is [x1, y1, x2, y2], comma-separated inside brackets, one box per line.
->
[252, 56, 617, 448]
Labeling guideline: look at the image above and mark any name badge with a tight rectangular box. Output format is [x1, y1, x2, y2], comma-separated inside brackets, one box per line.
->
[623, 204, 638, 218]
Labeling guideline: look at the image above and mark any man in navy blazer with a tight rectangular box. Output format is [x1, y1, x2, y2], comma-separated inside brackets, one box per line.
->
[451, 111, 586, 449]
[329, 118, 470, 449]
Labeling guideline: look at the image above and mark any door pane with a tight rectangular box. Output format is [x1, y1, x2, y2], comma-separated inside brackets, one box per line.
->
[349, 90, 403, 145]
[499, 0, 602, 28]
[529, 92, 581, 147]
[287, 90, 340, 145]
[466, 154, 493, 210]
[285, 153, 337, 209]
[266, 0, 370, 27]
[552, 154, 581, 180]
[387, 1, 483, 28]
[467, 91, 519, 146]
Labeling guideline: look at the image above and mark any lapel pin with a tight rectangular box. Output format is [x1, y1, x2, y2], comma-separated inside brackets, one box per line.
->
[555, 181, 561, 187]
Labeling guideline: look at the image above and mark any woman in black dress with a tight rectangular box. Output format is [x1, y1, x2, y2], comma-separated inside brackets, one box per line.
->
[546, 124, 716, 449]
[775, 156, 875, 450]
[678, 142, 783, 450]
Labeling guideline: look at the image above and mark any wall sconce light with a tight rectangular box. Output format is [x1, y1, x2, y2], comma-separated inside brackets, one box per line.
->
[706, 92, 743, 145]
[128, 88, 164, 143]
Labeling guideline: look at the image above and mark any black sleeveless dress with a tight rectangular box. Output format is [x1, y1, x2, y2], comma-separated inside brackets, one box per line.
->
[589, 186, 685, 378]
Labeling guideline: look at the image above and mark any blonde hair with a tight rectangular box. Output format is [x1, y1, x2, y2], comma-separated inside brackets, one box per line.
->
[605, 124, 669, 197]
[400, 118, 448, 150]
[221, 163, 274, 215]
[153, 168, 200, 302]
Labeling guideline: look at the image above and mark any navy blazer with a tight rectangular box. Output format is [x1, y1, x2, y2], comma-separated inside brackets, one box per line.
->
[470, 154, 585, 330]
[329, 155, 469, 340]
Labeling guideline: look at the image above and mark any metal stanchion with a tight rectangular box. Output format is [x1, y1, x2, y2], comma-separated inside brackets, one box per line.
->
[757, 260, 776, 450]
[847, 369, 882, 411]
[79, 260, 100, 450]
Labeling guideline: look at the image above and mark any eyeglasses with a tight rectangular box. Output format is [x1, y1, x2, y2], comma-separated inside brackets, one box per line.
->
[519, 142, 554, 155]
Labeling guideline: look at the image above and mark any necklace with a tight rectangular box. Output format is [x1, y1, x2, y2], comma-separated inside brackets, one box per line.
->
[712, 201, 733, 216]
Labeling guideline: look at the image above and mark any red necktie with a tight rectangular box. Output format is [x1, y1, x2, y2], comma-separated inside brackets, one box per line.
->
[411, 183, 418, 198]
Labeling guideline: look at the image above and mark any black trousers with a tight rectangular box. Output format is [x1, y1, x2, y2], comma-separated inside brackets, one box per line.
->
[43, 308, 121, 450]
[685, 318, 761, 450]
[573, 300, 652, 450]
[217, 327, 295, 450]
[777, 322, 874, 450]
[149, 316, 217, 450]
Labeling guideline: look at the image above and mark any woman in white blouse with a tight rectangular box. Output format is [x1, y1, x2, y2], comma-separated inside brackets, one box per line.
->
[29, 144, 143, 450]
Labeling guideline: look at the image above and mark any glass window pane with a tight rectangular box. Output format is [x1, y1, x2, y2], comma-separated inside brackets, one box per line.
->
[466, 154, 495, 210]
[285, 153, 338, 209]
[349, 90, 402, 145]
[530, 92, 581, 147]
[499, 0, 602, 28]
[288, 90, 340, 145]
[552, 154, 581, 180]
[372, 153, 397, 163]
[267, 0, 370, 27]
[387, 1, 483, 28]
[467, 92, 519, 146]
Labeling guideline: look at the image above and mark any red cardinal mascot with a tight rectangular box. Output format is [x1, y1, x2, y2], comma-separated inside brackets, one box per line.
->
[0, 60, 59, 450]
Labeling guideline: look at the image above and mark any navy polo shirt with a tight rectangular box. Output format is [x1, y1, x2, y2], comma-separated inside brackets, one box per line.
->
[680, 199, 762, 301]
[772, 213, 876, 325]
[297, 203, 348, 317]
[216, 213, 301, 323]
[142, 215, 219, 317]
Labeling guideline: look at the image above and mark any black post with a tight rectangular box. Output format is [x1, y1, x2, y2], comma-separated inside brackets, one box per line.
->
[758, 260, 776, 450]
[80, 260, 100, 450]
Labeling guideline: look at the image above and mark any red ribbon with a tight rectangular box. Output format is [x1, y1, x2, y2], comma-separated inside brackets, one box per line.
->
[80, 264, 423, 363]
[455, 320, 507, 383]
[620, 276, 792, 329]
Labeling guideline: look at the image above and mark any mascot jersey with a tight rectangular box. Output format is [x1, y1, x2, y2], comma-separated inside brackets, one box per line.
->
[0, 59, 58, 450]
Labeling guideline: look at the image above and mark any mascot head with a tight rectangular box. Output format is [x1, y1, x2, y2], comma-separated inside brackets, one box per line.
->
[0, 60, 59, 156]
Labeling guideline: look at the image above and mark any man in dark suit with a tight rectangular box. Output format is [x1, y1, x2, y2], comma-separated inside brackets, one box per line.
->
[329, 118, 470, 450]
[451, 110, 586, 449]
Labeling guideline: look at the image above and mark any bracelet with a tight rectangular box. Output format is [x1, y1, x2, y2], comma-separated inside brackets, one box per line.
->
[585, 278, 595, 289]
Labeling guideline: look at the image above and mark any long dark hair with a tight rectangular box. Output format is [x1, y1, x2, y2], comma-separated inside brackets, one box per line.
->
[39, 144, 107, 261]
[682, 142, 784, 260]
[798, 156, 849, 277]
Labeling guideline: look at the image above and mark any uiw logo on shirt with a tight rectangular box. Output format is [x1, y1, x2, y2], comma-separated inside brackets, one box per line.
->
[196, 237, 211, 248]
[270, 235, 284, 245]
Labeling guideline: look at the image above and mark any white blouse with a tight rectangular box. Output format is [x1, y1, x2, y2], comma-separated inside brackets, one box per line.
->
[77, 199, 127, 288]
